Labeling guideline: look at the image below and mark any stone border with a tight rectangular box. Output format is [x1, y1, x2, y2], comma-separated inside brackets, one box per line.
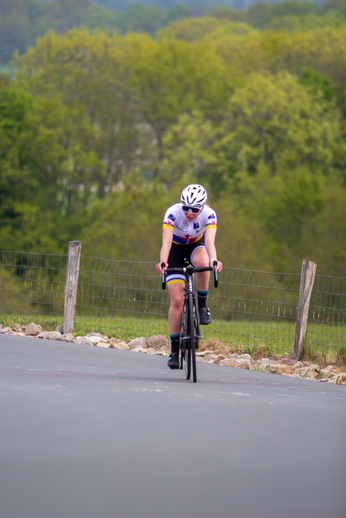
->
[1, 323, 345, 385]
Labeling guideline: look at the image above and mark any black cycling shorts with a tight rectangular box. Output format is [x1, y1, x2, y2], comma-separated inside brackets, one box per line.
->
[166, 237, 206, 287]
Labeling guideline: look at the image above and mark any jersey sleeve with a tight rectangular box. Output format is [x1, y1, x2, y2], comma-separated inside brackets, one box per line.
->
[163, 207, 177, 231]
[205, 208, 217, 230]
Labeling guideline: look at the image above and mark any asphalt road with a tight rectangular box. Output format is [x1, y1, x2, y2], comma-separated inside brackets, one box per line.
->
[0, 334, 345, 518]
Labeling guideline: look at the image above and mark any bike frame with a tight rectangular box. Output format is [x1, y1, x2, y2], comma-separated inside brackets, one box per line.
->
[181, 265, 202, 338]
[161, 261, 218, 383]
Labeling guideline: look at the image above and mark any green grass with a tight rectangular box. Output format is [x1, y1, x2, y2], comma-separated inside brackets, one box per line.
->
[0, 313, 64, 331]
[1, 311, 345, 356]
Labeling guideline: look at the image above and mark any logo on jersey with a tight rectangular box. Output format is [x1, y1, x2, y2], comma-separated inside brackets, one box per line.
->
[193, 222, 200, 229]
[182, 220, 189, 229]
[208, 213, 215, 219]
[168, 213, 176, 221]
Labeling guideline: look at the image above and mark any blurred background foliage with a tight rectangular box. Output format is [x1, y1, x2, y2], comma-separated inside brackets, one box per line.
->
[0, 0, 345, 276]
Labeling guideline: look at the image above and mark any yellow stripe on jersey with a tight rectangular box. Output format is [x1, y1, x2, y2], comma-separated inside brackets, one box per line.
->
[172, 234, 202, 245]
[206, 223, 217, 230]
[163, 223, 174, 230]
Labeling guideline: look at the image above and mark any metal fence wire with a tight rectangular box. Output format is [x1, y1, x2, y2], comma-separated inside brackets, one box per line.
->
[307, 275, 346, 348]
[0, 250, 345, 355]
[0, 250, 66, 326]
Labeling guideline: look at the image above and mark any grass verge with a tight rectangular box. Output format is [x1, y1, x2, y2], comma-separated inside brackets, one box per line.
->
[1, 313, 345, 369]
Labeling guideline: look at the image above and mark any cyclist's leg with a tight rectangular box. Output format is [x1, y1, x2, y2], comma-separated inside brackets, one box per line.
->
[164, 245, 184, 366]
[167, 282, 184, 335]
[166, 283, 184, 369]
[190, 246, 212, 325]
[166, 242, 186, 335]
[191, 246, 210, 290]
[166, 243, 188, 368]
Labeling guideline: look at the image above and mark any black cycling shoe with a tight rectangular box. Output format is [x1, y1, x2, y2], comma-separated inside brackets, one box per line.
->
[167, 351, 179, 369]
[199, 307, 212, 325]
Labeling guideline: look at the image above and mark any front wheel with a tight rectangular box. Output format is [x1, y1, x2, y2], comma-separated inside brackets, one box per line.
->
[183, 341, 191, 380]
[188, 293, 197, 383]
[181, 301, 191, 380]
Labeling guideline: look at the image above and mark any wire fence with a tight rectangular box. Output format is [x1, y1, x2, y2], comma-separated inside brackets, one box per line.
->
[0, 250, 66, 325]
[307, 275, 346, 349]
[0, 249, 345, 355]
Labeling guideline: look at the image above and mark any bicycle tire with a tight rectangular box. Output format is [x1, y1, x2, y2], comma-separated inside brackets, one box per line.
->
[184, 341, 191, 380]
[188, 292, 197, 383]
[182, 300, 191, 380]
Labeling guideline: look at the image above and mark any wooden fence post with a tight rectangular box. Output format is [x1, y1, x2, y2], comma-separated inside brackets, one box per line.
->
[63, 241, 82, 334]
[293, 260, 317, 360]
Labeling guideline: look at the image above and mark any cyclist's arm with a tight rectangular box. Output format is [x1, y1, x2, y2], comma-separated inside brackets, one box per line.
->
[205, 227, 223, 272]
[156, 227, 173, 275]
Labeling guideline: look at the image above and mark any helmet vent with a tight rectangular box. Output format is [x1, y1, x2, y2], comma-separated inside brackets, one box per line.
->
[180, 184, 207, 208]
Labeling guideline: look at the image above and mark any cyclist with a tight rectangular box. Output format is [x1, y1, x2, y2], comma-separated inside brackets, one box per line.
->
[156, 184, 223, 369]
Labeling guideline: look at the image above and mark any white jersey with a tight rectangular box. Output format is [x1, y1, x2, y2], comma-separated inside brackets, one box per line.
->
[163, 203, 217, 245]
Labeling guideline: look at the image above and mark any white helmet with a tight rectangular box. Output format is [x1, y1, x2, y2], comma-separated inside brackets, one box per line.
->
[181, 184, 207, 208]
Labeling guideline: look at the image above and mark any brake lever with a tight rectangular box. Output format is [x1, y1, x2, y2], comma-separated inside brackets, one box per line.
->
[161, 262, 166, 290]
[213, 260, 218, 288]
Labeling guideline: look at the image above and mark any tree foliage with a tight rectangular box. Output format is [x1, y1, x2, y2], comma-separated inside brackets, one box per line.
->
[0, 88, 63, 252]
[161, 72, 346, 184]
[2, 1, 346, 66]
[1, 6, 346, 276]
[159, 71, 346, 272]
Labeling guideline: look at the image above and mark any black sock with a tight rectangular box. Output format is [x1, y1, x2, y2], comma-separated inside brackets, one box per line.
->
[197, 289, 208, 309]
[170, 334, 180, 354]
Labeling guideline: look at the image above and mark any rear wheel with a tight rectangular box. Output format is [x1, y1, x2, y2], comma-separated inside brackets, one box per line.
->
[188, 293, 197, 383]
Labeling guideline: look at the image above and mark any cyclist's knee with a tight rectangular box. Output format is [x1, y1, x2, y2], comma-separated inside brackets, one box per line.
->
[192, 250, 209, 268]
[170, 297, 184, 312]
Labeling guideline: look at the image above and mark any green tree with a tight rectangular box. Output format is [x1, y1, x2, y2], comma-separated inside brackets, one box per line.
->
[235, 164, 327, 271]
[269, 14, 343, 32]
[42, 0, 92, 32]
[213, 26, 346, 115]
[299, 67, 337, 101]
[234, 164, 346, 275]
[0, 8, 32, 63]
[0, 87, 58, 252]
[299, 172, 346, 276]
[81, 172, 168, 261]
[208, 183, 274, 271]
[163, 3, 189, 25]
[205, 21, 259, 43]
[159, 71, 346, 272]
[0, 83, 104, 252]
[220, 72, 346, 179]
[158, 16, 227, 41]
[245, 1, 319, 29]
[161, 72, 346, 190]
[26, 94, 105, 216]
[126, 34, 232, 165]
[82, 2, 121, 31]
[0, 88, 34, 223]
[12, 28, 231, 190]
[323, 0, 346, 17]
[13, 29, 147, 195]
[210, 6, 247, 22]
[158, 110, 221, 187]
[119, 3, 166, 34]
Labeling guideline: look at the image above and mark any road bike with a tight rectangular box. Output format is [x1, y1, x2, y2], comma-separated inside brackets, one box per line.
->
[161, 261, 219, 383]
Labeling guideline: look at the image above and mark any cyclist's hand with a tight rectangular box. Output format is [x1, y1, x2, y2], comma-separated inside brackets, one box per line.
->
[211, 259, 223, 273]
[156, 262, 168, 276]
